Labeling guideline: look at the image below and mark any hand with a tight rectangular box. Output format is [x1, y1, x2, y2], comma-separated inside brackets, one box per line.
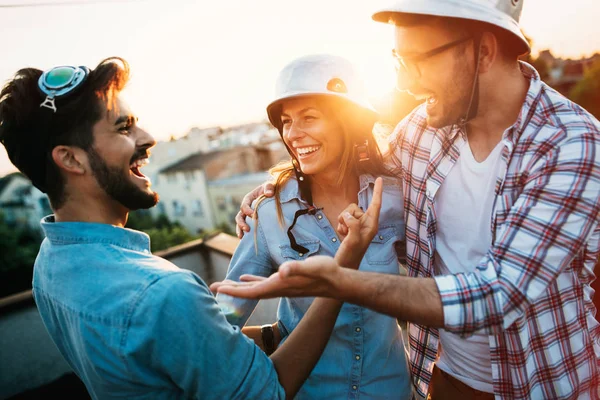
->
[211, 255, 342, 299]
[235, 182, 275, 238]
[334, 177, 383, 269]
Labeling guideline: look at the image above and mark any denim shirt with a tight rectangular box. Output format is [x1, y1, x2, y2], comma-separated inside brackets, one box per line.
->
[33, 216, 285, 400]
[217, 175, 412, 400]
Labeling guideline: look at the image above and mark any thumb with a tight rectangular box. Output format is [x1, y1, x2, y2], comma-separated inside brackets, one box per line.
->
[342, 211, 361, 233]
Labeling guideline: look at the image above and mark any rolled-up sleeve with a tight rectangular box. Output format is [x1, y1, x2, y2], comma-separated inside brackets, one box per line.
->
[435, 132, 600, 336]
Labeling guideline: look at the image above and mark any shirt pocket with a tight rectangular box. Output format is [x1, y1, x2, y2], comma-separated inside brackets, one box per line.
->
[366, 225, 398, 265]
[279, 240, 320, 260]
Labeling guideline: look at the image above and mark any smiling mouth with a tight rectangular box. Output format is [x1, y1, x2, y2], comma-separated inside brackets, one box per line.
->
[296, 145, 321, 158]
[129, 157, 149, 179]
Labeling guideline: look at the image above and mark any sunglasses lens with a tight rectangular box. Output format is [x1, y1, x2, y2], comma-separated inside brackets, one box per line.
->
[44, 67, 76, 89]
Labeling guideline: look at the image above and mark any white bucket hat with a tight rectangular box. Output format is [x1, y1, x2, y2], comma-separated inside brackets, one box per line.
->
[266, 54, 378, 130]
[372, 0, 530, 55]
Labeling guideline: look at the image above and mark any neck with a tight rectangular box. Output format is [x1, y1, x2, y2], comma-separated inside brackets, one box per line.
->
[466, 62, 529, 145]
[54, 189, 129, 227]
[310, 169, 360, 205]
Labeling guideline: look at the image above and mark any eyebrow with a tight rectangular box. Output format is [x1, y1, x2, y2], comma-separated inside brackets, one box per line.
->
[114, 115, 137, 126]
[281, 107, 319, 118]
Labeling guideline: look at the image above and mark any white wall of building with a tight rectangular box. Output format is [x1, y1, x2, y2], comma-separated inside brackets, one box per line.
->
[152, 169, 216, 234]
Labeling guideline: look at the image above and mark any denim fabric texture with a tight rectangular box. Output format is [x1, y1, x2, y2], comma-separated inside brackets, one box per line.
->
[218, 175, 413, 400]
[33, 216, 285, 400]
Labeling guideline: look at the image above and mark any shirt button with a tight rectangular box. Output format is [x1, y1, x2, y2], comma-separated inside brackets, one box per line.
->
[298, 253, 304, 257]
[355, 327, 361, 332]
[331, 238, 337, 242]
[378, 235, 384, 240]
[355, 355, 361, 360]
[143, 249, 149, 254]
[352, 385, 358, 390]
[317, 215, 323, 220]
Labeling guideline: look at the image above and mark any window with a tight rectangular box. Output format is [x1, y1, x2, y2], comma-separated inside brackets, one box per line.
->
[172, 200, 186, 217]
[216, 196, 226, 211]
[192, 200, 204, 217]
[167, 173, 177, 183]
[184, 171, 195, 182]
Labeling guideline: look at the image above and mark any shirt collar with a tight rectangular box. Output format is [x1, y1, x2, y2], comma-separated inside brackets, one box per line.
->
[40, 215, 151, 253]
[278, 174, 377, 204]
[505, 61, 544, 143]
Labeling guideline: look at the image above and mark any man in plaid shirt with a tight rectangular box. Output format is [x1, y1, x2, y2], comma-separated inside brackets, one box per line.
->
[229, 0, 600, 398]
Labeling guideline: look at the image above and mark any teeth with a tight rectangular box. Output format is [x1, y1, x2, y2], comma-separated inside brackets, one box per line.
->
[427, 97, 437, 104]
[130, 158, 149, 169]
[297, 146, 320, 155]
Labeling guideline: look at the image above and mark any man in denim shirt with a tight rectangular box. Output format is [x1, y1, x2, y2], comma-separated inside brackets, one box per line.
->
[0, 57, 383, 399]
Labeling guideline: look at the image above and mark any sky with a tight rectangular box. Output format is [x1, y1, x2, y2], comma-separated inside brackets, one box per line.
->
[0, 0, 599, 176]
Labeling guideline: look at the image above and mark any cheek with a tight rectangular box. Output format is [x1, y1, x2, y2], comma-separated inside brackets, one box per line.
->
[99, 138, 134, 166]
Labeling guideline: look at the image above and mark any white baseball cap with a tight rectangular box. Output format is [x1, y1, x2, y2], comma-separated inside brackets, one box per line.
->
[266, 54, 378, 130]
[372, 0, 530, 55]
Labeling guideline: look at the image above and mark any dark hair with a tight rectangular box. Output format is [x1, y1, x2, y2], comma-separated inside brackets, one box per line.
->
[390, 14, 527, 59]
[0, 57, 130, 209]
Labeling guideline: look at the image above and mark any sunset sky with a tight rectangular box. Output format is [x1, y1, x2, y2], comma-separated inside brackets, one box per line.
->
[1, 0, 599, 176]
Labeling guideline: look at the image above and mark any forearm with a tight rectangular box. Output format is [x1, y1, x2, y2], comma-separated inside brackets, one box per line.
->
[270, 298, 342, 399]
[336, 269, 444, 327]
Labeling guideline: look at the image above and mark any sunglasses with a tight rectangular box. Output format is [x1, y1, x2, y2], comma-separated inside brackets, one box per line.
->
[38, 65, 90, 112]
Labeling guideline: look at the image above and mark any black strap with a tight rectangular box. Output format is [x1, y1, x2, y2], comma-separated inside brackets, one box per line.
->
[286, 206, 322, 254]
[261, 324, 276, 356]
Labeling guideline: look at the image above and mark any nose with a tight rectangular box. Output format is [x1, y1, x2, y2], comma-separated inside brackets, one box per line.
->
[136, 126, 157, 151]
[283, 120, 305, 144]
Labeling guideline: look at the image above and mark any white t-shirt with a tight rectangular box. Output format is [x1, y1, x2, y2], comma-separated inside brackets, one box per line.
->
[433, 139, 505, 393]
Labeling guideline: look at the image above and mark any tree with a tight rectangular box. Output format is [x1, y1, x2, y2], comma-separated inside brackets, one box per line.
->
[569, 60, 600, 119]
[0, 212, 43, 297]
[125, 211, 201, 253]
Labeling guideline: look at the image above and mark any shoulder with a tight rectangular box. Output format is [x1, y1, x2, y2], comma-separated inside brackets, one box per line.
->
[526, 83, 600, 141]
[134, 269, 211, 315]
[254, 178, 302, 220]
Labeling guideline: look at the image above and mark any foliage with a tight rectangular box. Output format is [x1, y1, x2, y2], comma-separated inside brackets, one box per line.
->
[0, 212, 43, 297]
[126, 211, 201, 253]
[145, 226, 199, 253]
[569, 60, 600, 119]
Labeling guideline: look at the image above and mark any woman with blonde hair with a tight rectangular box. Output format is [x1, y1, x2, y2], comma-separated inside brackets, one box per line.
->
[217, 54, 411, 399]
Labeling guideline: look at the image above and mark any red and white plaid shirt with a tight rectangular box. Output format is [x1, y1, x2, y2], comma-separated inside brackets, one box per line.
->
[389, 62, 600, 399]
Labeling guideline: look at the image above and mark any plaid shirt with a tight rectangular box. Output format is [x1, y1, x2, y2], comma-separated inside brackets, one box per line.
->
[388, 62, 600, 399]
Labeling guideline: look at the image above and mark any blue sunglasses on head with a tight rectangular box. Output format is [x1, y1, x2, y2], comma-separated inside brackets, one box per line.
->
[38, 65, 90, 112]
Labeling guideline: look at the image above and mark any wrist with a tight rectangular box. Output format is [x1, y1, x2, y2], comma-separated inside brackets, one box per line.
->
[261, 324, 276, 356]
[329, 266, 352, 301]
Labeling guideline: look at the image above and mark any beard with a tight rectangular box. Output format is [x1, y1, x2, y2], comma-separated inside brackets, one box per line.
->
[87, 147, 158, 211]
[426, 57, 478, 129]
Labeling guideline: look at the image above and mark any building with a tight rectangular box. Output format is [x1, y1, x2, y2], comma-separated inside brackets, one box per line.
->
[537, 50, 600, 95]
[0, 173, 50, 232]
[153, 142, 288, 234]
[207, 171, 271, 233]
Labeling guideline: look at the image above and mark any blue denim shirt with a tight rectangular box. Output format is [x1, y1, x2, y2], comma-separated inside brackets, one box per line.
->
[33, 216, 285, 400]
[217, 175, 412, 400]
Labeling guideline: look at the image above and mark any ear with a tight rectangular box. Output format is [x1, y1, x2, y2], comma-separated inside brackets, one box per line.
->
[51, 145, 87, 175]
[477, 31, 499, 74]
